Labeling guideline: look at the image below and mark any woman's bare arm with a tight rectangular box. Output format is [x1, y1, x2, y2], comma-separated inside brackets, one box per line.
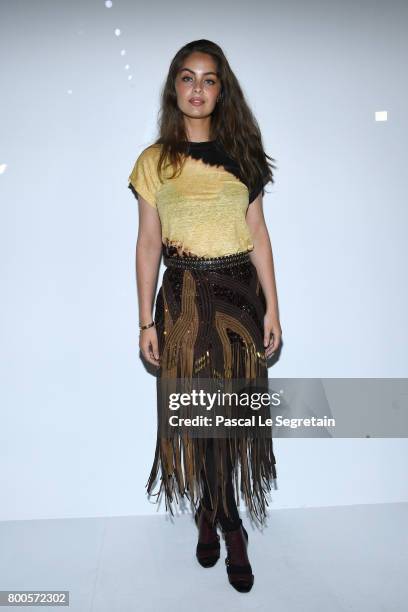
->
[246, 196, 282, 357]
[136, 196, 162, 366]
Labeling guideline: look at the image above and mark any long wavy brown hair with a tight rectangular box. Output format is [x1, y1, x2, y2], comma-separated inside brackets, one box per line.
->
[152, 39, 277, 199]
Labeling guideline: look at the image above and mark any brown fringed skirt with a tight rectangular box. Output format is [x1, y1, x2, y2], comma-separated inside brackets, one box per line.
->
[146, 249, 277, 526]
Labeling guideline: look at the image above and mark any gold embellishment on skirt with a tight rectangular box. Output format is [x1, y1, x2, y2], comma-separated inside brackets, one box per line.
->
[146, 258, 277, 526]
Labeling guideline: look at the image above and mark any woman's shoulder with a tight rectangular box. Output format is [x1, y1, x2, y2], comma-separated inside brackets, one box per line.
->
[137, 142, 162, 159]
[128, 143, 163, 206]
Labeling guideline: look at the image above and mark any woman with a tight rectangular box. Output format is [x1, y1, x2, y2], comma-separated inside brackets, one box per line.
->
[128, 39, 282, 593]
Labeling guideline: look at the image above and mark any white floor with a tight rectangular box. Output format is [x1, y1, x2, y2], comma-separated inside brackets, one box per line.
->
[0, 503, 407, 611]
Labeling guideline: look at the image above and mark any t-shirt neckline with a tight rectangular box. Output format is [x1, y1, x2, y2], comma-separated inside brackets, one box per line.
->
[187, 139, 217, 146]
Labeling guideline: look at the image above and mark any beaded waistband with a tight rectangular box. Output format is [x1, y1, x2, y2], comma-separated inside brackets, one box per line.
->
[163, 250, 251, 270]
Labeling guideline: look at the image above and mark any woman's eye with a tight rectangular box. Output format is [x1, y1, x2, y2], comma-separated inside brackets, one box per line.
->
[181, 76, 216, 85]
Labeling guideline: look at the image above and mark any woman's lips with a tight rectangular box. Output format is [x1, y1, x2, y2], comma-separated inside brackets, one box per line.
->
[189, 99, 204, 106]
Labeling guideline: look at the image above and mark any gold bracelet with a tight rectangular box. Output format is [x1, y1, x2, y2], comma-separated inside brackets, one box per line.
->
[139, 320, 155, 331]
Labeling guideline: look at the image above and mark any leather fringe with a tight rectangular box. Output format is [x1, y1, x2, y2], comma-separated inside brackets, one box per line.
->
[146, 263, 277, 526]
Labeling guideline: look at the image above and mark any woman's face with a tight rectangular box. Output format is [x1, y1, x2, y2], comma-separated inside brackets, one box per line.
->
[175, 52, 221, 121]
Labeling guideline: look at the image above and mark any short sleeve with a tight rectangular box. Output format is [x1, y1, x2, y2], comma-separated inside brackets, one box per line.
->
[128, 146, 160, 208]
[248, 174, 268, 205]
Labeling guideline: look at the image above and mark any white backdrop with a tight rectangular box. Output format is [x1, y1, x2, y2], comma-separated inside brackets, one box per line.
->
[1, 0, 407, 521]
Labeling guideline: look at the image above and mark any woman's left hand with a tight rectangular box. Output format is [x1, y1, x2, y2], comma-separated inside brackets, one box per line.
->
[263, 312, 282, 358]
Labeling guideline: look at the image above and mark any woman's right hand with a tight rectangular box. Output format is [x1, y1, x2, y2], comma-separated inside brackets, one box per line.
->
[139, 326, 161, 368]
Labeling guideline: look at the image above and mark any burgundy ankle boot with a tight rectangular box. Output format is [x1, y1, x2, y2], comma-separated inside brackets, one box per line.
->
[222, 520, 254, 592]
[194, 505, 220, 568]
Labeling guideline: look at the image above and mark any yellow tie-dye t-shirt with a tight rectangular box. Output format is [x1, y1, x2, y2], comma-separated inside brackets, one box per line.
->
[128, 139, 265, 258]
